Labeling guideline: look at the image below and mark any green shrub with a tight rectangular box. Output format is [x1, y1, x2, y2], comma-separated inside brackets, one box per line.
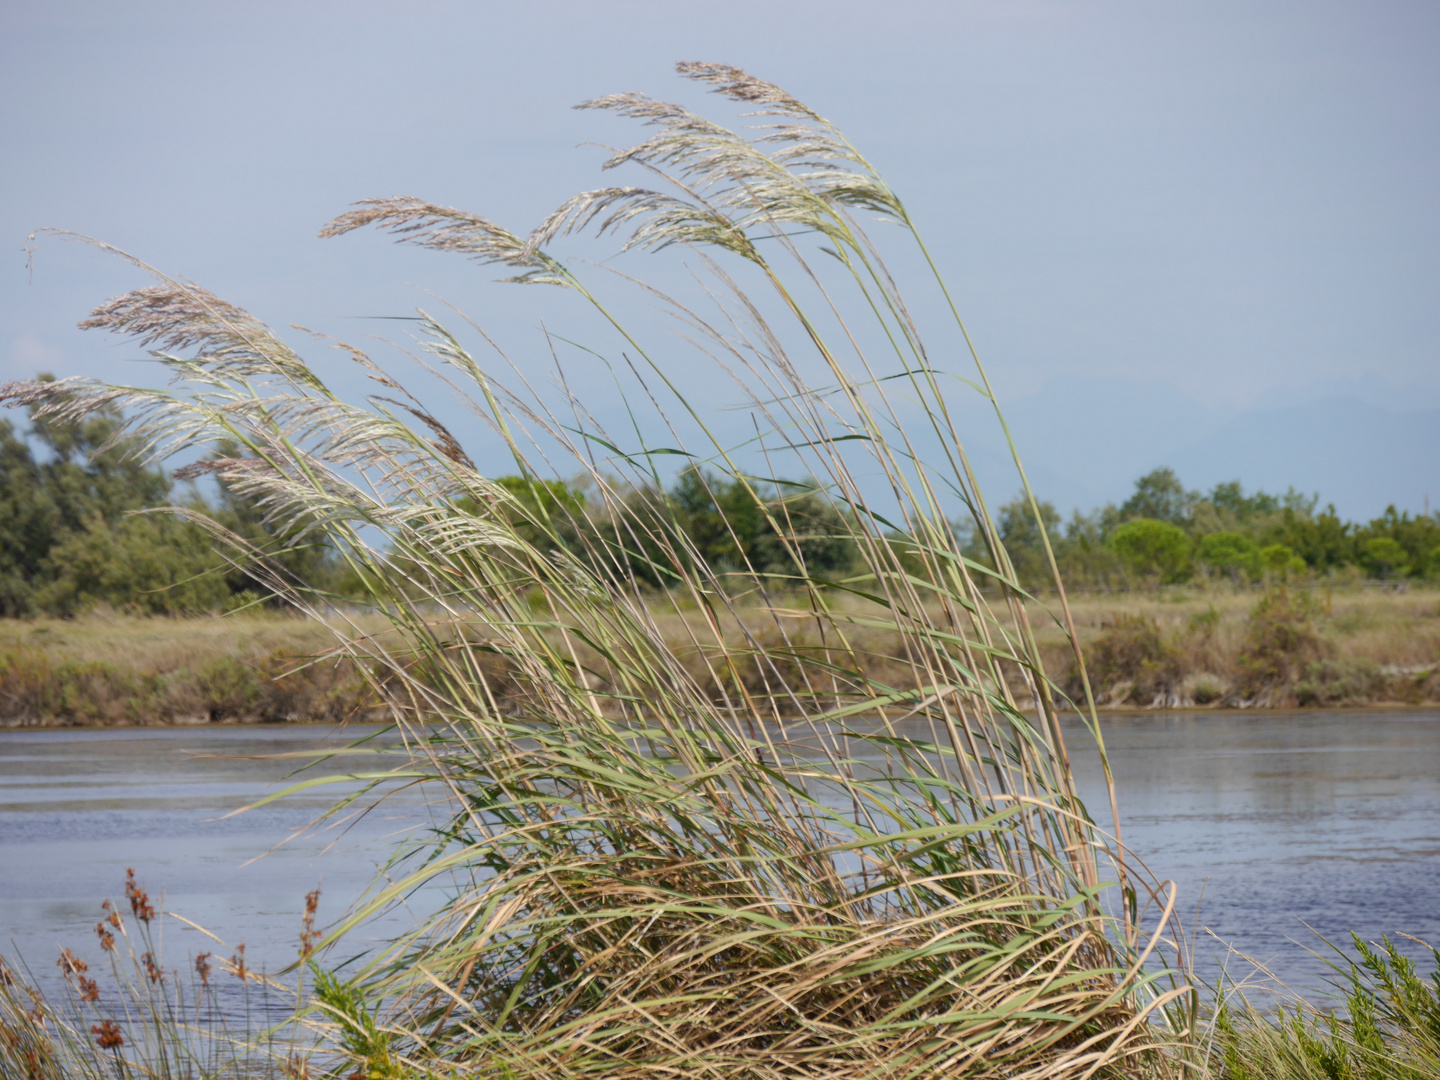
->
[1294, 657, 1387, 706]
[1209, 935, 1440, 1080]
[1110, 518, 1192, 583]
[189, 656, 261, 721]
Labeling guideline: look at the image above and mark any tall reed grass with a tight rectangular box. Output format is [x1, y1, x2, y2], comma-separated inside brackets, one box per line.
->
[4, 63, 1192, 1078]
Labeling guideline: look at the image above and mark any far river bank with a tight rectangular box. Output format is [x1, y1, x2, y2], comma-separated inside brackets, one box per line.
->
[1, 588, 1436, 726]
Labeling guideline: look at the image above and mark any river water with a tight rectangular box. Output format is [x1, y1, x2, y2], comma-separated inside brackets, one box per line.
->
[2, 709, 1437, 1000]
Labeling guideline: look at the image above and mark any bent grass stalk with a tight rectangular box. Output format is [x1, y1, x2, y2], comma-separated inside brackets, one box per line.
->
[5, 63, 1194, 1078]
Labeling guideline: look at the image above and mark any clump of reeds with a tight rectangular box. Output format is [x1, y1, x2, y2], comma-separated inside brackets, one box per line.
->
[5, 63, 1194, 1077]
[0, 871, 312, 1079]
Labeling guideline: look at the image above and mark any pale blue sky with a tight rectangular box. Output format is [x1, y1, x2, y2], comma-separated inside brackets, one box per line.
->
[3, 0, 1436, 519]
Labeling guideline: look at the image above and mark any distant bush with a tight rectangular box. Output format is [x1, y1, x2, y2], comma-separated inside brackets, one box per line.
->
[984, 466, 1440, 592]
[1073, 613, 1183, 705]
[1293, 657, 1387, 706]
[1362, 536, 1410, 580]
[1197, 531, 1261, 583]
[1237, 586, 1330, 700]
[1258, 542, 1306, 580]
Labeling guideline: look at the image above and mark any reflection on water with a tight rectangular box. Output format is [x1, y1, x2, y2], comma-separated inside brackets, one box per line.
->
[2, 710, 1437, 998]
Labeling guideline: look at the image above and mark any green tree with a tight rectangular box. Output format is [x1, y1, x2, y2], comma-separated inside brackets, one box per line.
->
[1353, 506, 1440, 580]
[670, 468, 766, 573]
[750, 485, 856, 580]
[996, 494, 1062, 589]
[1196, 531, 1262, 583]
[1118, 468, 1196, 526]
[1108, 518, 1191, 582]
[1362, 537, 1409, 580]
[27, 379, 171, 533]
[1258, 543, 1307, 580]
[0, 418, 58, 615]
[0, 379, 231, 616]
[1267, 503, 1353, 571]
[664, 469, 856, 582]
[32, 513, 228, 616]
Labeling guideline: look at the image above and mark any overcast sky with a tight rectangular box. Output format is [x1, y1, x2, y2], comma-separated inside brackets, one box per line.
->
[3, 0, 1436, 519]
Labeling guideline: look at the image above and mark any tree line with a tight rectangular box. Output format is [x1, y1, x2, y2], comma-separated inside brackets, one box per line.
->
[2, 385, 1435, 618]
[992, 467, 1440, 591]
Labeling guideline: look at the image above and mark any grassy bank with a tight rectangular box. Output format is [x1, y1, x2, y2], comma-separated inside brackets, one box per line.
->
[1035, 585, 1440, 708]
[0, 611, 384, 726]
[3, 585, 1435, 728]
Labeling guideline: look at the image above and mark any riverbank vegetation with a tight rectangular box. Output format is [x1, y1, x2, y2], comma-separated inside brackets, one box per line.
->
[1, 61, 1190, 1078]
[1, 584, 1435, 727]
[1, 62, 1432, 1079]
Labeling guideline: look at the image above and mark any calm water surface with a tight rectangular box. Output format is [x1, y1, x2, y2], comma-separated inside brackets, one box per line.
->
[0, 724, 434, 995]
[2, 710, 1437, 996]
[1064, 708, 1440, 989]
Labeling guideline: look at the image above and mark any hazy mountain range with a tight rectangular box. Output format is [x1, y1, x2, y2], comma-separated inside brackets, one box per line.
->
[956, 376, 1439, 522]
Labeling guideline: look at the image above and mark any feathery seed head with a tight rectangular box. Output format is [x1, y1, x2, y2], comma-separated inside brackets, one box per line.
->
[320, 198, 569, 286]
[78, 284, 323, 389]
[675, 61, 821, 122]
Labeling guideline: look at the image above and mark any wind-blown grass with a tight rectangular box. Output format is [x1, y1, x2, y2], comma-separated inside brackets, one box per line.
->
[3, 63, 1192, 1078]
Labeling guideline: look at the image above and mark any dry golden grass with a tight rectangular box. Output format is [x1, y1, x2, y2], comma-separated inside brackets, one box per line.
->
[7, 585, 1433, 727]
[1028, 585, 1440, 708]
[0, 609, 391, 726]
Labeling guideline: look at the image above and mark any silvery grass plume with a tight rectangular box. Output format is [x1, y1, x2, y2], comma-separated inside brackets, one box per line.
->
[4, 62, 1195, 1079]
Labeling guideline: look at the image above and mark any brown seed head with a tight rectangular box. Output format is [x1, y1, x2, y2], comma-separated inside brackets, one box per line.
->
[141, 953, 163, 985]
[96, 922, 115, 952]
[92, 1018, 123, 1050]
[195, 952, 212, 988]
[299, 888, 322, 959]
[77, 975, 100, 1003]
[124, 869, 155, 924]
[56, 949, 88, 978]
